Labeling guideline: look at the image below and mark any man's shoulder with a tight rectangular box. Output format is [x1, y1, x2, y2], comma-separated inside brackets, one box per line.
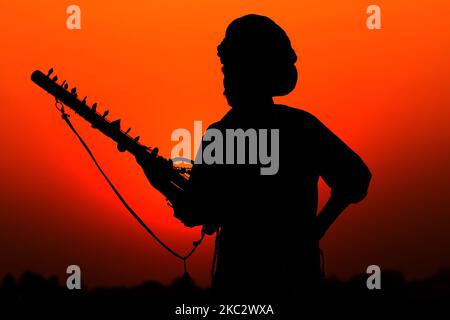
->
[208, 105, 321, 129]
[273, 105, 323, 130]
[274, 104, 317, 120]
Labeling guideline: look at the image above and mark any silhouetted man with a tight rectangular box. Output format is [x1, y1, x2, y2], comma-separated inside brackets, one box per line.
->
[137, 14, 371, 309]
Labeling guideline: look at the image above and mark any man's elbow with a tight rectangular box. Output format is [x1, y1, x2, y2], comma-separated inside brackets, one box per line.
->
[333, 164, 372, 204]
[350, 165, 372, 204]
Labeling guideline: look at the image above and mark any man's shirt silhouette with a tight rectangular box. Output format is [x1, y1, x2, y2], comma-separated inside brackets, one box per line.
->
[174, 104, 371, 300]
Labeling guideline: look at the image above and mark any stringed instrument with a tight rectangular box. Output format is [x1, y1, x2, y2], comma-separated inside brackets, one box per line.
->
[31, 68, 191, 207]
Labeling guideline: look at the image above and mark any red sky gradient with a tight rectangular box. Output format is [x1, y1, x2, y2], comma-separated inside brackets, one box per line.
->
[1, 1, 450, 288]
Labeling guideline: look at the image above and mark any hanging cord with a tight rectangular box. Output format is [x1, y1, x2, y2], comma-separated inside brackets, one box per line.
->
[210, 227, 221, 280]
[319, 248, 326, 279]
[54, 99, 204, 273]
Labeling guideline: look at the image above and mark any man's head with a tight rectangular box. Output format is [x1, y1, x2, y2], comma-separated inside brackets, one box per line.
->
[218, 14, 298, 109]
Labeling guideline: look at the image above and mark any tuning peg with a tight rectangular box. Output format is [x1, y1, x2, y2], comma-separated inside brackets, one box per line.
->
[102, 110, 109, 118]
[63, 83, 68, 90]
[61, 80, 66, 87]
[110, 119, 121, 130]
[91, 103, 97, 111]
[133, 136, 140, 142]
[70, 87, 77, 94]
[82, 96, 87, 104]
[47, 68, 54, 76]
[52, 75, 58, 82]
[125, 128, 131, 135]
[151, 148, 159, 157]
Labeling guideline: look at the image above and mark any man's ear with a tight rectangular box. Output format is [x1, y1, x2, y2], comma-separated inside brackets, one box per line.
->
[272, 64, 297, 96]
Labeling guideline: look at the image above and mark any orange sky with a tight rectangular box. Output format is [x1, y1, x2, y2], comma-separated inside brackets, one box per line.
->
[1, 0, 450, 288]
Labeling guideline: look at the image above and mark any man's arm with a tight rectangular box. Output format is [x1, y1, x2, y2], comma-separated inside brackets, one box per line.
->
[312, 115, 372, 239]
[135, 148, 185, 207]
[316, 193, 350, 240]
[135, 139, 225, 228]
[316, 168, 371, 240]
